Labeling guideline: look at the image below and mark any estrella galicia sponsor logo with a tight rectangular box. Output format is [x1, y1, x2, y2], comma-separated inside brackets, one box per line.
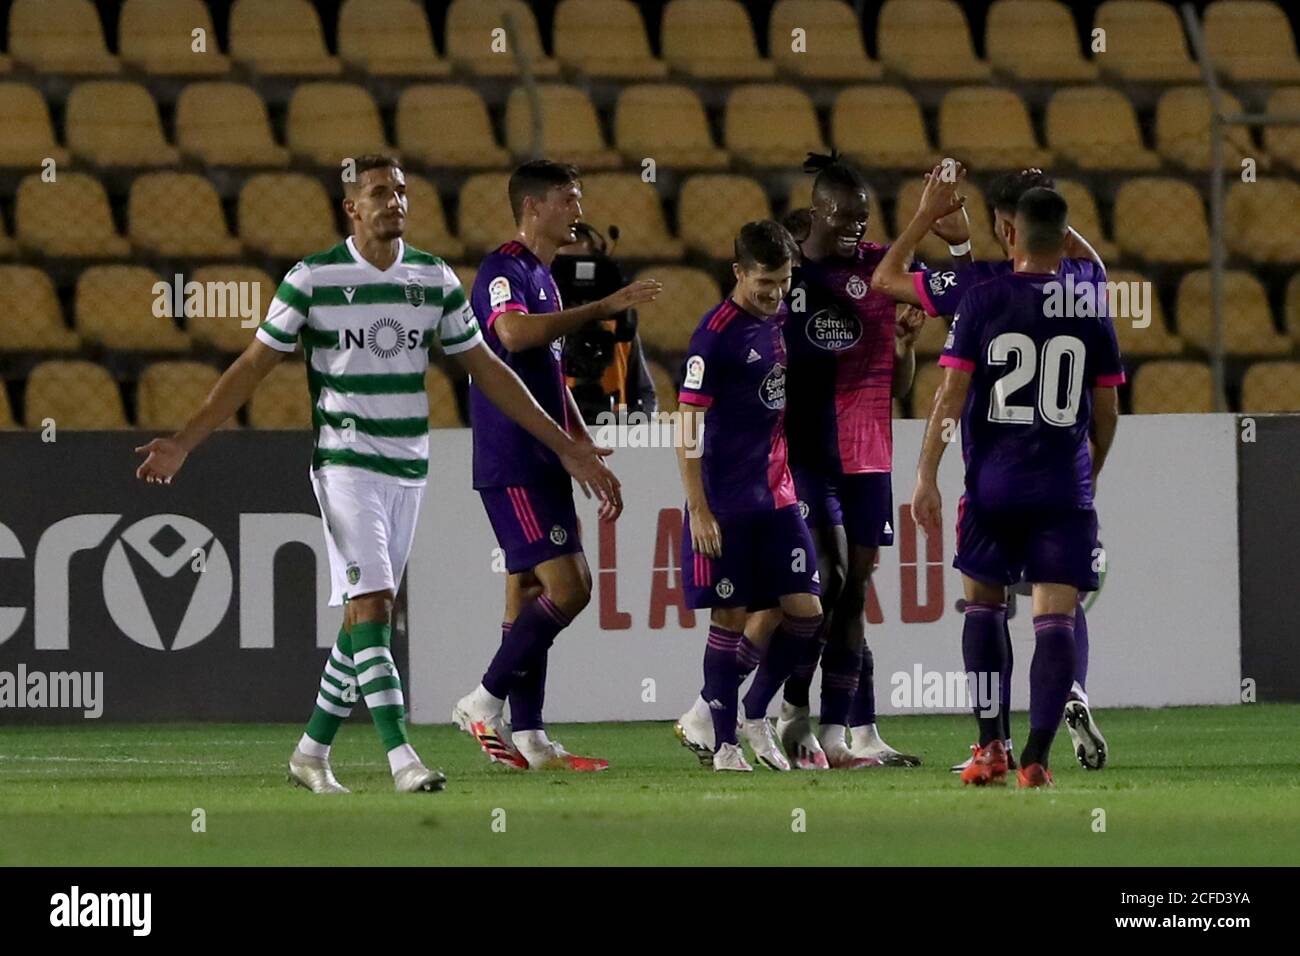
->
[759, 363, 786, 410]
[715, 578, 735, 599]
[49, 886, 151, 936]
[806, 307, 862, 352]
[404, 280, 425, 308]
[549, 525, 568, 546]
[341, 318, 423, 356]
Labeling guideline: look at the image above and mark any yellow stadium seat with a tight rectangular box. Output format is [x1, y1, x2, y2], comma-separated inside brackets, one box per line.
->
[397, 85, 510, 169]
[338, 0, 451, 77]
[445, 0, 560, 78]
[1288, 273, 1300, 348]
[910, 362, 945, 418]
[129, 173, 241, 258]
[646, 360, 679, 412]
[1264, 88, 1300, 174]
[614, 85, 729, 170]
[0, 266, 80, 351]
[65, 81, 180, 167]
[1131, 360, 1213, 413]
[0, 383, 15, 428]
[15, 172, 131, 257]
[986, 0, 1099, 82]
[0, 83, 71, 168]
[1155, 87, 1255, 172]
[1104, 269, 1183, 358]
[1094, 1, 1199, 82]
[894, 178, 1002, 263]
[577, 174, 684, 260]
[678, 175, 772, 260]
[0, 55, 10, 75]
[119, 0, 230, 75]
[1113, 178, 1209, 265]
[786, 176, 888, 246]
[426, 366, 464, 427]
[1205, 0, 1300, 83]
[504, 86, 621, 170]
[939, 87, 1052, 170]
[1176, 270, 1290, 357]
[1241, 361, 1300, 413]
[878, 0, 991, 82]
[1052, 180, 1118, 264]
[229, 0, 341, 76]
[187, 265, 275, 353]
[456, 173, 517, 256]
[1226, 179, 1300, 263]
[76, 266, 191, 352]
[1046, 89, 1160, 171]
[137, 362, 226, 431]
[176, 83, 289, 167]
[9, 0, 120, 75]
[769, 0, 883, 81]
[0, 211, 13, 258]
[832, 86, 939, 171]
[555, 0, 669, 79]
[239, 174, 341, 259]
[287, 83, 391, 167]
[725, 85, 826, 168]
[661, 0, 777, 80]
[25, 360, 128, 429]
[403, 174, 465, 261]
[249, 362, 311, 428]
[633, 265, 721, 354]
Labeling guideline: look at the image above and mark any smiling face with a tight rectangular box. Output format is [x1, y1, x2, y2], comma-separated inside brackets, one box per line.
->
[346, 165, 407, 242]
[811, 185, 870, 257]
[732, 258, 793, 317]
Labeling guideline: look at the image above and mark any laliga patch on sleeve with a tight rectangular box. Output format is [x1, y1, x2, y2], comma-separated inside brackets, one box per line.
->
[684, 355, 706, 390]
[929, 271, 957, 295]
[489, 276, 512, 308]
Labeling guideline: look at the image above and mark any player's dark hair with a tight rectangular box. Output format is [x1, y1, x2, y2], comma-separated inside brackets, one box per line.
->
[1015, 187, 1069, 254]
[804, 150, 869, 204]
[508, 159, 581, 224]
[735, 219, 797, 272]
[781, 206, 812, 244]
[343, 154, 402, 193]
[988, 169, 1056, 215]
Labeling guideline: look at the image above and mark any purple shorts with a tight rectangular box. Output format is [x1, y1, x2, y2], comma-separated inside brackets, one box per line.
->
[479, 481, 583, 574]
[792, 468, 895, 548]
[682, 504, 821, 610]
[954, 496, 1101, 592]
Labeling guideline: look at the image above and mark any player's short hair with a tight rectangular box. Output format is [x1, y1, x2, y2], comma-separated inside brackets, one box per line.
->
[804, 150, 869, 204]
[988, 169, 1056, 215]
[735, 219, 797, 272]
[508, 160, 580, 224]
[781, 207, 812, 244]
[1015, 187, 1069, 254]
[343, 154, 402, 194]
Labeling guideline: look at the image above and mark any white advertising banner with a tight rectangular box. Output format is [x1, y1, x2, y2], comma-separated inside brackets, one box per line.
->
[406, 415, 1240, 724]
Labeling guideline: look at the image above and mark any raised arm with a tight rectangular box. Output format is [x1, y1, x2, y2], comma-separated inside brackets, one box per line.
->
[494, 279, 662, 353]
[872, 162, 967, 306]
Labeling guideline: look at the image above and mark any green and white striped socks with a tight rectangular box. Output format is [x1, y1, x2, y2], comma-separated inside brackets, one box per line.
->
[300, 627, 358, 758]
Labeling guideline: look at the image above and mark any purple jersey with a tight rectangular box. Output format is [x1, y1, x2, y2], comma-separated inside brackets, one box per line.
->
[783, 242, 899, 475]
[468, 241, 570, 489]
[678, 298, 796, 516]
[940, 262, 1126, 511]
[913, 257, 1100, 318]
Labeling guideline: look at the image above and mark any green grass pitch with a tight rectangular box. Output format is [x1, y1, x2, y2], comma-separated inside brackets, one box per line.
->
[1, 704, 1297, 866]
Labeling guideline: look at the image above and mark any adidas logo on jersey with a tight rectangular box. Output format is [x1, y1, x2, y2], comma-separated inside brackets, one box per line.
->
[746, 349, 762, 363]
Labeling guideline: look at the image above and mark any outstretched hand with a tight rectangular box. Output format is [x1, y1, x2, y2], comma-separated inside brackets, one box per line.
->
[135, 436, 188, 484]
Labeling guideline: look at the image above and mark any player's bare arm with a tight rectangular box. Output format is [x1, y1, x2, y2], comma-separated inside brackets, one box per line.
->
[1089, 385, 1120, 486]
[1064, 226, 1105, 270]
[494, 279, 662, 353]
[135, 338, 286, 484]
[456, 341, 623, 519]
[892, 305, 925, 399]
[912, 366, 972, 534]
[872, 162, 967, 304]
[675, 399, 721, 558]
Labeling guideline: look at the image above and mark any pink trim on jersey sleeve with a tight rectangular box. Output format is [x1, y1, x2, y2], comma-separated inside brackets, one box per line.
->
[938, 354, 976, 372]
[486, 303, 529, 328]
[768, 430, 797, 510]
[678, 391, 712, 407]
[1095, 372, 1126, 387]
[913, 271, 940, 317]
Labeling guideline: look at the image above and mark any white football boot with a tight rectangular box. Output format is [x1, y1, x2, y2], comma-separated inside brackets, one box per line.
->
[712, 741, 753, 772]
[393, 761, 447, 792]
[1063, 692, 1108, 770]
[775, 702, 829, 770]
[848, 723, 922, 767]
[738, 716, 791, 771]
[287, 748, 350, 794]
[673, 696, 716, 767]
[452, 689, 529, 769]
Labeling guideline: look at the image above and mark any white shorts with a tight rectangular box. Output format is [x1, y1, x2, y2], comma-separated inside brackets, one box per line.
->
[311, 468, 424, 607]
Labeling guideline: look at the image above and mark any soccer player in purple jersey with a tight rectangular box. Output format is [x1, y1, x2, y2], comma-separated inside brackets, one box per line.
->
[672, 221, 823, 772]
[452, 161, 661, 771]
[912, 186, 1123, 788]
[875, 165, 1111, 772]
[740, 153, 923, 770]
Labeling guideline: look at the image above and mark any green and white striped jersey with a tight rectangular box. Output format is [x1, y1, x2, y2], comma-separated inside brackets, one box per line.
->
[255, 237, 483, 485]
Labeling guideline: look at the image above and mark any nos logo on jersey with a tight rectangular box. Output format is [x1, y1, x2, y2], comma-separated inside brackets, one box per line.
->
[343, 317, 422, 358]
[806, 306, 862, 352]
[759, 363, 786, 410]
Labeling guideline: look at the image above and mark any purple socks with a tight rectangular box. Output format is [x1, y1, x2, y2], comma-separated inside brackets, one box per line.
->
[703, 625, 743, 747]
[962, 601, 1008, 745]
[847, 642, 877, 726]
[742, 614, 823, 720]
[819, 642, 861, 726]
[482, 594, 571, 700]
[1022, 612, 1077, 767]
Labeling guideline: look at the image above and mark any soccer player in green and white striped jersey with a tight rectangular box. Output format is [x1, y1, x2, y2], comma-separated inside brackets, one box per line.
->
[136, 155, 621, 794]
